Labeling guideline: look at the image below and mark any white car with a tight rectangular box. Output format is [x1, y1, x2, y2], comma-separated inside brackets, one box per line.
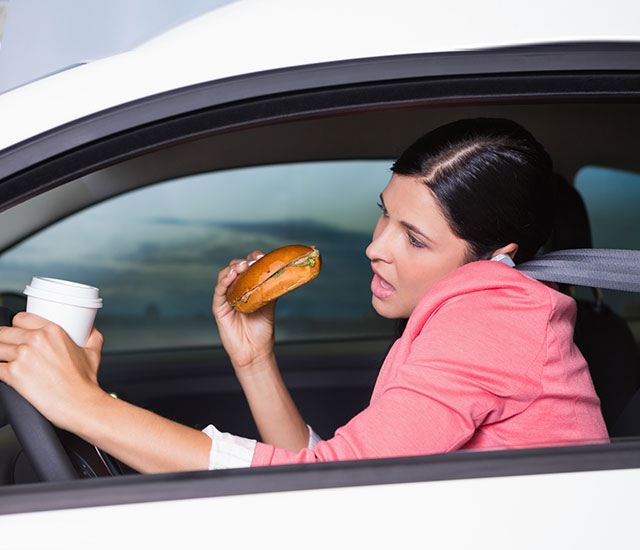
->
[1, 1, 640, 547]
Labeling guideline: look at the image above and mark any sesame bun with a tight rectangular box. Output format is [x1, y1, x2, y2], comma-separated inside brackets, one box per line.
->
[226, 245, 321, 313]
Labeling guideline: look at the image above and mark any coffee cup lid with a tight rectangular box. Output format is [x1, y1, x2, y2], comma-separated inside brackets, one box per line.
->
[24, 277, 103, 309]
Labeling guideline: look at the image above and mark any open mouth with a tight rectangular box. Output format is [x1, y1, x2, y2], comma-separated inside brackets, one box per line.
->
[371, 270, 395, 299]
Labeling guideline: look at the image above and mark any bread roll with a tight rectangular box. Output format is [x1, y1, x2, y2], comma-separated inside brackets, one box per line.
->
[226, 245, 321, 313]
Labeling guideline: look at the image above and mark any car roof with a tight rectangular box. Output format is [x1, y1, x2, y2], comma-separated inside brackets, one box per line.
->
[1, 0, 639, 151]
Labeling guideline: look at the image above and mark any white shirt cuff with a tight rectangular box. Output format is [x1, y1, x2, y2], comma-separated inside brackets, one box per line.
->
[307, 425, 323, 449]
[202, 424, 257, 470]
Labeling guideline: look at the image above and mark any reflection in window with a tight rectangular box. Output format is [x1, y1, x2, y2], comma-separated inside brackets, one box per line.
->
[0, 161, 395, 351]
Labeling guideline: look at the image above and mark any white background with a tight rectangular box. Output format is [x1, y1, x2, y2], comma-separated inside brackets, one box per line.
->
[0, 0, 234, 93]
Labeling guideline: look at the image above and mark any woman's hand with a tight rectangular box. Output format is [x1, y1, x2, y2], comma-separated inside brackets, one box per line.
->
[0, 313, 214, 473]
[212, 250, 277, 372]
[0, 312, 105, 432]
[212, 251, 310, 451]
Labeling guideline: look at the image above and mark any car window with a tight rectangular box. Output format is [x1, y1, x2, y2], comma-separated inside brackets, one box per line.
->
[574, 165, 640, 340]
[0, 161, 395, 352]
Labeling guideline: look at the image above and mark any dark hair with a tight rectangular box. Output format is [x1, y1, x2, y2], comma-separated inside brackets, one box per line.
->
[392, 118, 553, 264]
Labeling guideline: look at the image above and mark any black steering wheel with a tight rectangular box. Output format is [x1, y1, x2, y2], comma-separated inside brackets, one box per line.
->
[0, 307, 117, 481]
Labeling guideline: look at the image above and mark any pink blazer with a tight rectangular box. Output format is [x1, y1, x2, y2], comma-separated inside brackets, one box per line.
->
[252, 261, 608, 466]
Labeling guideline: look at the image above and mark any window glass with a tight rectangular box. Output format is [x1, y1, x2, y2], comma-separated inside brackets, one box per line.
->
[0, 161, 395, 352]
[574, 165, 640, 339]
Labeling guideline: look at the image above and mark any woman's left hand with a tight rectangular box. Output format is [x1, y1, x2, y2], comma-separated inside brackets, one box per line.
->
[0, 312, 105, 432]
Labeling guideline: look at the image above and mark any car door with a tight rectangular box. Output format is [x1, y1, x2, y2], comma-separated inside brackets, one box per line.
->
[1, 42, 640, 548]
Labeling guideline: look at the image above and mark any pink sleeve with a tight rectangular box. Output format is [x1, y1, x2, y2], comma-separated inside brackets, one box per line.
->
[252, 287, 551, 467]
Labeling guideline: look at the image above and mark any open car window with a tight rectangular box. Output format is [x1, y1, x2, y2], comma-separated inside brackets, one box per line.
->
[0, 160, 394, 352]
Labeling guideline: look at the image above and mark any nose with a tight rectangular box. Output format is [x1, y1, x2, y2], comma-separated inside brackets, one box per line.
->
[366, 217, 393, 263]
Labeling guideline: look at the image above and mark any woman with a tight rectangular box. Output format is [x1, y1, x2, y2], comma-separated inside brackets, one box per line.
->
[0, 118, 608, 473]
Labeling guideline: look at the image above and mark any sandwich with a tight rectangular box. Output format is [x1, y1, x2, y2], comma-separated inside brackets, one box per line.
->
[226, 245, 321, 313]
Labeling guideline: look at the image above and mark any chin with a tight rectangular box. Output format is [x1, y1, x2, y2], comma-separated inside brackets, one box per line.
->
[372, 296, 410, 319]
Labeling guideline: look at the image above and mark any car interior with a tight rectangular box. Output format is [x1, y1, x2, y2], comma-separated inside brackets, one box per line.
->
[1, 98, 640, 484]
[548, 177, 640, 433]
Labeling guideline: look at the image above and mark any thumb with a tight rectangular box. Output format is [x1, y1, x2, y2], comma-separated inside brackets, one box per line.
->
[213, 269, 239, 315]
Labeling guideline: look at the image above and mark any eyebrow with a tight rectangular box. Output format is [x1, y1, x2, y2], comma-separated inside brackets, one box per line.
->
[379, 192, 436, 245]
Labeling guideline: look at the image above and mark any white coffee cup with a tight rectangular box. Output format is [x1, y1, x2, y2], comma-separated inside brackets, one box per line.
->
[23, 277, 103, 346]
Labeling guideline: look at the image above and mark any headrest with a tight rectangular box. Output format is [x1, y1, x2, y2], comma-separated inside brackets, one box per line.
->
[549, 174, 593, 251]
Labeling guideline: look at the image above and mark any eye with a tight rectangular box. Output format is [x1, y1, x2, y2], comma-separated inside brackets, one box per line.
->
[377, 201, 389, 217]
[407, 232, 426, 249]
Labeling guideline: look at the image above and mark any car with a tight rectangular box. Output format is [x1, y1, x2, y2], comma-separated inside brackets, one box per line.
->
[1, 0, 640, 546]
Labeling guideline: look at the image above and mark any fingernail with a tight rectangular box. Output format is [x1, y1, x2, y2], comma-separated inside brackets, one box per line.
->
[238, 261, 247, 266]
[228, 269, 236, 277]
[256, 254, 264, 259]
[248, 260, 256, 266]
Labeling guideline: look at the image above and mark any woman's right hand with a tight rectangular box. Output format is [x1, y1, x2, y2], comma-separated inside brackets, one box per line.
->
[0, 313, 105, 432]
[212, 250, 277, 372]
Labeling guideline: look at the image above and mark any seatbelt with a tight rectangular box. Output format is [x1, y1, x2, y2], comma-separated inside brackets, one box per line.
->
[516, 249, 640, 293]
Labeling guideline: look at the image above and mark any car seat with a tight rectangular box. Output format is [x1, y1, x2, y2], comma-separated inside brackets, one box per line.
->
[549, 176, 640, 435]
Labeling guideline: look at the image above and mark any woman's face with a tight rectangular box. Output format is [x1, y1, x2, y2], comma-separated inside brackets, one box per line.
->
[366, 174, 469, 318]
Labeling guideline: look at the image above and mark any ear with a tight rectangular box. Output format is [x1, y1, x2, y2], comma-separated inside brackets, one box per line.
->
[491, 242, 518, 260]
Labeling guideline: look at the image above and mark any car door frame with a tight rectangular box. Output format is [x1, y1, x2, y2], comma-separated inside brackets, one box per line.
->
[1, 41, 640, 517]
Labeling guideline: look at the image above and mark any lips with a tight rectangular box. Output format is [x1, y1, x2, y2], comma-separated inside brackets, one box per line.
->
[370, 269, 395, 299]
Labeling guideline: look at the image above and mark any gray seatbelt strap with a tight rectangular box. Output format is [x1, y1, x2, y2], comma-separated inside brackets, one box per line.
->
[515, 249, 640, 292]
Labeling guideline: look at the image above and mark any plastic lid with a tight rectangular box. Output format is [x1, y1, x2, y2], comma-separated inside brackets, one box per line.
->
[23, 277, 103, 309]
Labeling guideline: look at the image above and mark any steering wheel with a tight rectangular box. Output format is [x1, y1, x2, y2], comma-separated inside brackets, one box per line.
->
[0, 307, 117, 481]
